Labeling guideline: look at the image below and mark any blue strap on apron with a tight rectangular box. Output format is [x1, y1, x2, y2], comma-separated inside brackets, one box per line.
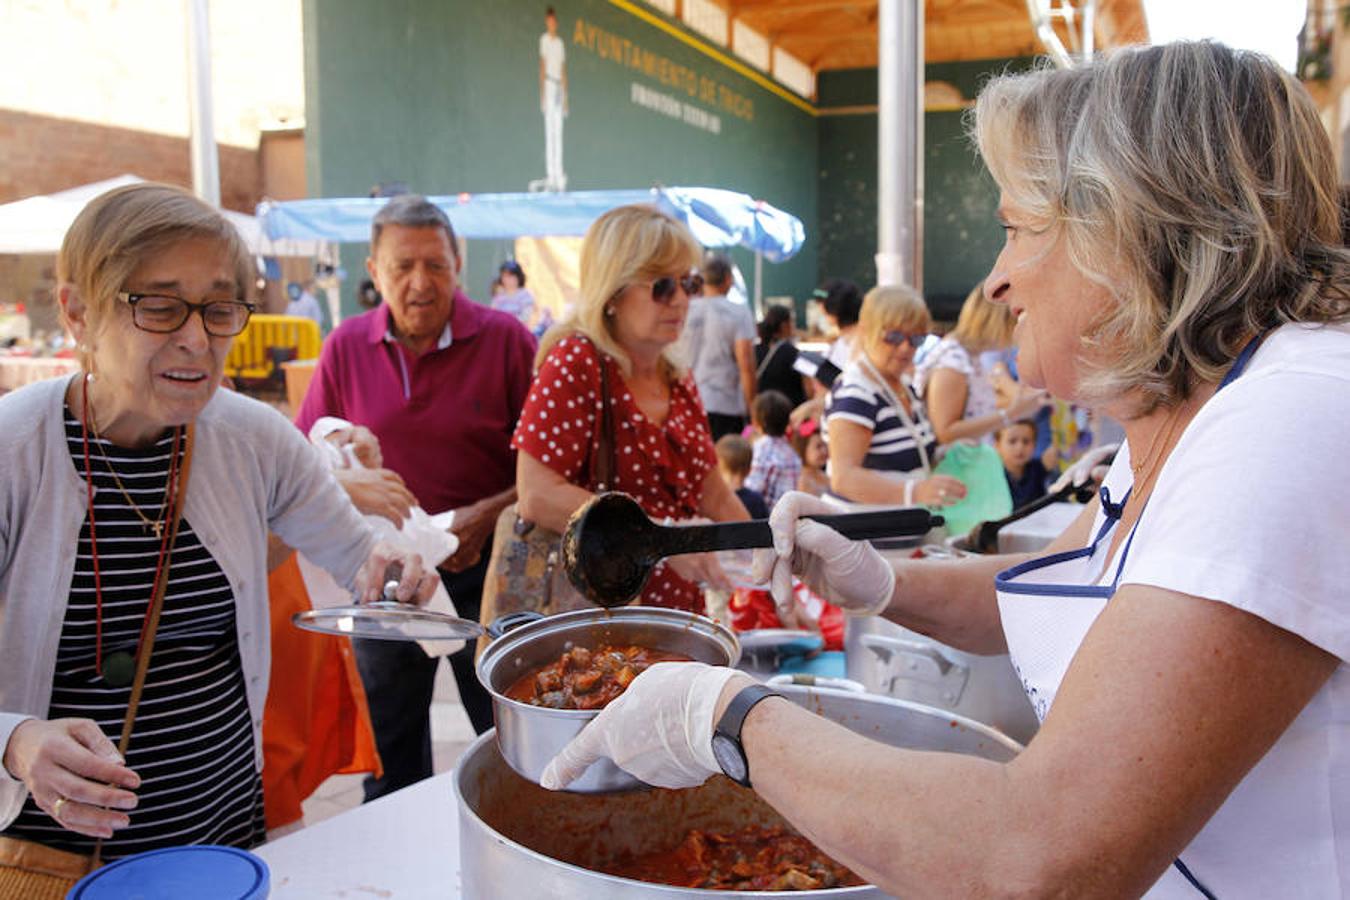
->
[993, 333, 1267, 898]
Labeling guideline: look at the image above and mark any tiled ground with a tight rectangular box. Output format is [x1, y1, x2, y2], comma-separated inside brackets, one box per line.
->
[299, 660, 478, 827]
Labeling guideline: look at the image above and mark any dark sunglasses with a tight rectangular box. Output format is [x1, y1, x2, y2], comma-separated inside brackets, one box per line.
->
[881, 330, 928, 349]
[650, 271, 702, 304]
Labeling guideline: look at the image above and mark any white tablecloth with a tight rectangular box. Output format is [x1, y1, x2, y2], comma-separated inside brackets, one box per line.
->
[255, 772, 462, 898]
[0, 356, 78, 392]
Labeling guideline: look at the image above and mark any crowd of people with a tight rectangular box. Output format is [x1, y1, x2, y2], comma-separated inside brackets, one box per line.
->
[1, 36, 1346, 900]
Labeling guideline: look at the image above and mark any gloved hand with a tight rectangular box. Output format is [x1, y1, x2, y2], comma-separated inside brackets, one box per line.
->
[750, 492, 896, 620]
[539, 662, 743, 791]
[1049, 443, 1120, 494]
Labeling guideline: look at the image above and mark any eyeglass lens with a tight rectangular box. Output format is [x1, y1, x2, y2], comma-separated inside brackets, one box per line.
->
[882, 330, 927, 348]
[651, 273, 701, 304]
[130, 294, 252, 336]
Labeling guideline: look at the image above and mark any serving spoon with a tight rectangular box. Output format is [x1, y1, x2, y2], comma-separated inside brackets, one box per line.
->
[561, 491, 943, 608]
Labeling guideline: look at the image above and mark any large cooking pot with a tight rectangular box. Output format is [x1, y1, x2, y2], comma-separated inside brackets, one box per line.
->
[476, 606, 740, 792]
[456, 682, 1021, 898]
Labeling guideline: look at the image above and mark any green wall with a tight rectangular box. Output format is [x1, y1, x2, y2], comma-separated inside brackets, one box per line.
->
[303, 0, 819, 317]
[817, 59, 1035, 320]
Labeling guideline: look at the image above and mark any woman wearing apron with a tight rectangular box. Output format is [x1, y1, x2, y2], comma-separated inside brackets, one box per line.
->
[540, 42, 1350, 897]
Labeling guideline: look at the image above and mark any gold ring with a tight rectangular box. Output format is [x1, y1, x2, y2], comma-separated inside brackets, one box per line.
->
[52, 796, 67, 821]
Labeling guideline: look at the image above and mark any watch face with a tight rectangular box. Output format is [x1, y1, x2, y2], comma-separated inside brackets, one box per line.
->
[711, 733, 748, 782]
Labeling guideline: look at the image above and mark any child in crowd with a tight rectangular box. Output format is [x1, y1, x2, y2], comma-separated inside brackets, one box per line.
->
[715, 434, 769, 518]
[791, 418, 830, 497]
[744, 390, 801, 511]
[995, 418, 1049, 509]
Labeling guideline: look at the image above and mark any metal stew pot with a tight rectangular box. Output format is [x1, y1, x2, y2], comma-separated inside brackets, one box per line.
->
[456, 682, 1021, 898]
[475, 606, 741, 792]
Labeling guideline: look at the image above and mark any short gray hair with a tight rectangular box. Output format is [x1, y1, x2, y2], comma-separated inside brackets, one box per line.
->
[370, 194, 457, 255]
[974, 41, 1350, 416]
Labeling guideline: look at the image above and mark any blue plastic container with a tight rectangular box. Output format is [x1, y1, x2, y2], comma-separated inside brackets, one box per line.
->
[67, 845, 269, 899]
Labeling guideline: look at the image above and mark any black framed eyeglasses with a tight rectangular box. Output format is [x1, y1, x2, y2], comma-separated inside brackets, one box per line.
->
[881, 330, 928, 349]
[116, 292, 256, 337]
[650, 271, 702, 305]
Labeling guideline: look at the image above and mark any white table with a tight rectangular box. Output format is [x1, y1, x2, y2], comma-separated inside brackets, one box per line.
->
[256, 772, 461, 898]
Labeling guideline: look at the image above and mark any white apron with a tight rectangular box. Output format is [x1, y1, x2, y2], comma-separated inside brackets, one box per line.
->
[994, 339, 1269, 899]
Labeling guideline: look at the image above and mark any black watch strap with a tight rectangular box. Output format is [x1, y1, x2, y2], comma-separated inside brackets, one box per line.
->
[713, 684, 782, 788]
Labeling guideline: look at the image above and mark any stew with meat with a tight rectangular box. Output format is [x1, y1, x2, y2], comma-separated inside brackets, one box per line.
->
[605, 825, 863, 891]
[504, 644, 690, 710]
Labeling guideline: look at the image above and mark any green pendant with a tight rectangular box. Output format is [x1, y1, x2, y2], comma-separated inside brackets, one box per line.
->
[100, 651, 136, 687]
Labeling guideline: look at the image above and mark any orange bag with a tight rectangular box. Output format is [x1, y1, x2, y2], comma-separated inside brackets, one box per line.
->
[262, 553, 381, 829]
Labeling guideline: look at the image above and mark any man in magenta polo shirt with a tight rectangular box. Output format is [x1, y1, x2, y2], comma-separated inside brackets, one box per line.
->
[296, 195, 536, 801]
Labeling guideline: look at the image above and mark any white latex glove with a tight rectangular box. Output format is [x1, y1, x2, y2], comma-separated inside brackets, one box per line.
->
[1049, 443, 1120, 493]
[751, 492, 896, 620]
[539, 662, 741, 791]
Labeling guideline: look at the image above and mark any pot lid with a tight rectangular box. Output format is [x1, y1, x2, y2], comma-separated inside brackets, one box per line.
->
[292, 601, 485, 642]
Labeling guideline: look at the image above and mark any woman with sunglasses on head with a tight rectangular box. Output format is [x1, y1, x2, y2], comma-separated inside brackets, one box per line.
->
[514, 204, 747, 612]
[823, 284, 967, 509]
[916, 284, 1047, 446]
[0, 183, 437, 869]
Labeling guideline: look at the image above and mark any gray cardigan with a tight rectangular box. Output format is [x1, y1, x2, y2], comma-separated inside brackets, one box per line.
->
[0, 376, 377, 829]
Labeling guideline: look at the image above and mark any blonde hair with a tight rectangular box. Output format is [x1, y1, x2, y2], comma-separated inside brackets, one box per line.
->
[950, 284, 1015, 353]
[858, 284, 932, 355]
[973, 41, 1350, 416]
[58, 182, 253, 369]
[536, 204, 701, 379]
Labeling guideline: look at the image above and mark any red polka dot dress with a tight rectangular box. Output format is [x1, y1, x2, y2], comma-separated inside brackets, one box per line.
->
[512, 334, 717, 611]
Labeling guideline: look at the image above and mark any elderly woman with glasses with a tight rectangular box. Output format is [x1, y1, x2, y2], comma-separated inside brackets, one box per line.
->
[542, 42, 1350, 897]
[514, 204, 747, 612]
[823, 284, 967, 509]
[0, 183, 437, 863]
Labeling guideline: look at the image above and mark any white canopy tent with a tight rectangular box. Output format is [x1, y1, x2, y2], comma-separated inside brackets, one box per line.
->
[0, 175, 325, 257]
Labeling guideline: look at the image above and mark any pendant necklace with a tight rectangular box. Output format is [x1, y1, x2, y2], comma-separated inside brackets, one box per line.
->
[84, 401, 171, 541]
[79, 382, 182, 687]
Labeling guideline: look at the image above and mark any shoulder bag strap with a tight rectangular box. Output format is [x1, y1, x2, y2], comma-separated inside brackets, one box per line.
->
[755, 340, 785, 380]
[589, 351, 616, 492]
[858, 357, 932, 475]
[92, 423, 195, 866]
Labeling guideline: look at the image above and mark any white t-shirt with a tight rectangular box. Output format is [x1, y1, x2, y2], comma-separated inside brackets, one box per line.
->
[1021, 322, 1350, 897]
[540, 32, 565, 81]
[683, 293, 756, 416]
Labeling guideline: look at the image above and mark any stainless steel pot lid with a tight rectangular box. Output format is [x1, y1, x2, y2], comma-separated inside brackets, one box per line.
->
[291, 601, 485, 641]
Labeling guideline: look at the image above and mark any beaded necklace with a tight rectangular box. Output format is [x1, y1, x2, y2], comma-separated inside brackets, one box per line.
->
[78, 380, 183, 686]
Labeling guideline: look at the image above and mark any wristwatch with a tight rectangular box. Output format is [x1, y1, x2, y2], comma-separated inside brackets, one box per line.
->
[711, 683, 782, 788]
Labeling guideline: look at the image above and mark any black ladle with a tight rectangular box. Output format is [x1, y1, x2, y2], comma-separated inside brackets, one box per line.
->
[562, 491, 943, 608]
[965, 479, 1097, 554]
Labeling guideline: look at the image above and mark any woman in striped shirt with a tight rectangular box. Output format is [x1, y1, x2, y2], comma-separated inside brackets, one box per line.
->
[0, 183, 438, 862]
[823, 285, 966, 508]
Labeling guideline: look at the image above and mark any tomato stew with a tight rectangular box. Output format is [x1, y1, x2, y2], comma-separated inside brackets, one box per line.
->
[503, 644, 691, 710]
[605, 825, 864, 892]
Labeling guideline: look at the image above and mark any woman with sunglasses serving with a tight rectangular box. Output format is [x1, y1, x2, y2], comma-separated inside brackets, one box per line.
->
[514, 204, 746, 612]
[823, 285, 966, 509]
[0, 183, 436, 867]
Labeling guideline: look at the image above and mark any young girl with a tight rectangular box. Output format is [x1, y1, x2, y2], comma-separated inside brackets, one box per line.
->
[792, 419, 830, 497]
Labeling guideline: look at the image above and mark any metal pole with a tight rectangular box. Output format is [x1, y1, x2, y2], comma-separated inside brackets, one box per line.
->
[754, 250, 763, 317]
[186, 0, 221, 206]
[876, 0, 923, 290]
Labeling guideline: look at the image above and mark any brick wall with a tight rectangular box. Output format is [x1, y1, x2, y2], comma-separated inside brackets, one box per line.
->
[0, 108, 261, 213]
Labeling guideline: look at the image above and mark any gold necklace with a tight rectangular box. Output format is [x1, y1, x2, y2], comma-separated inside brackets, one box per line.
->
[1127, 401, 1187, 505]
[84, 391, 170, 540]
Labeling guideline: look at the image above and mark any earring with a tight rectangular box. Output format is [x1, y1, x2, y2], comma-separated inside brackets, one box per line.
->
[604, 306, 615, 317]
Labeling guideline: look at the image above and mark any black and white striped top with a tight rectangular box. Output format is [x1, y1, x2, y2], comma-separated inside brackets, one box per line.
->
[2, 409, 264, 858]
[824, 365, 937, 489]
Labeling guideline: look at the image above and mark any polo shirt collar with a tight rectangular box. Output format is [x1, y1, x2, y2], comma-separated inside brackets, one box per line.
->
[366, 289, 485, 350]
